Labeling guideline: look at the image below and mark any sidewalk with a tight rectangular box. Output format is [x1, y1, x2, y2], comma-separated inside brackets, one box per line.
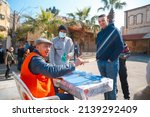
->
[0, 53, 149, 100]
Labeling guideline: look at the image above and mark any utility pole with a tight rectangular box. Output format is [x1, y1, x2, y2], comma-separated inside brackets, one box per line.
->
[11, 10, 16, 48]
[12, 10, 16, 32]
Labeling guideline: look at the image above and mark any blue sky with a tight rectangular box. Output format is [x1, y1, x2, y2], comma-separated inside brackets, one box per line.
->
[7, 0, 150, 28]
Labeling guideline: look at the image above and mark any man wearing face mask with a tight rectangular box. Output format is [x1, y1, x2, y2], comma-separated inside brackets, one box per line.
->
[49, 25, 74, 65]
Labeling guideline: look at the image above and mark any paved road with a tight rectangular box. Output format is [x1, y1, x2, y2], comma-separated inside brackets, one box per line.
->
[0, 54, 149, 100]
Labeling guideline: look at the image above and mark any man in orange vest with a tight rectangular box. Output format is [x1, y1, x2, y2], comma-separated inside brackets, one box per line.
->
[21, 38, 84, 100]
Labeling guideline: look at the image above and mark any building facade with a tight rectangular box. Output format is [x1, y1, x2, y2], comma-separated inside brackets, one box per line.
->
[0, 0, 10, 38]
[123, 4, 150, 54]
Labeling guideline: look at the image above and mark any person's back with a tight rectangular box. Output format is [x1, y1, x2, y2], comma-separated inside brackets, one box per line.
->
[18, 48, 25, 58]
[133, 60, 150, 100]
[17, 45, 25, 71]
[29, 44, 35, 52]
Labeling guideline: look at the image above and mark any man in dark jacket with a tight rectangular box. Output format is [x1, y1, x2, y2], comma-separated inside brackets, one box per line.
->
[96, 14, 124, 100]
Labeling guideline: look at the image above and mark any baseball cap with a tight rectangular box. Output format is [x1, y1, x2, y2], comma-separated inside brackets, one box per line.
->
[35, 38, 53, 45]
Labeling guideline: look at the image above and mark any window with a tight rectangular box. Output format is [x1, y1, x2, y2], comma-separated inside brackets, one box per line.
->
[128, 15, 134, 25]
[136, 13, 143, 24]
[147, 10, 150, 22]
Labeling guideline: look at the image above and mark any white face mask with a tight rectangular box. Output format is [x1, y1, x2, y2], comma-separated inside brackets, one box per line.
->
[59, 32, 66, 38]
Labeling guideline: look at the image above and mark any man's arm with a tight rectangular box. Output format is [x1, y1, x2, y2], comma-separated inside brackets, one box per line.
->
[67, 39, 74, 59]
[109, 30, 124, 61]
[29, 56, 75, 78]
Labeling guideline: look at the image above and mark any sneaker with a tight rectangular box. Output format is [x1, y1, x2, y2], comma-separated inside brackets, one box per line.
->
[5, 75, 11, 79]
[124, 98, 130, 100]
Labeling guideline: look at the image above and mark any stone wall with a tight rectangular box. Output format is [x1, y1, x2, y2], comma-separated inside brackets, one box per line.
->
[124, 4, 150, 35]
[126, 40, 150, 54]
[70, 31, 96, 52]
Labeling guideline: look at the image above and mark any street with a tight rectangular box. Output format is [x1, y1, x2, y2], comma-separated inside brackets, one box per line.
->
[0, 54, 149, 100]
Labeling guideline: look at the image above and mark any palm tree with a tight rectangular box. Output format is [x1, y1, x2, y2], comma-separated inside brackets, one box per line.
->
[37, 8, 62, 38]
[23, 8, 62, 39]
[98, 0, 126, 23]
[67, 13, 76, 20]
[0, 33, 5, 40]
[46, 6, 60, 17]
[67, 8, 100, 36]
[67, 7, 91, 32]
[23, 15, 39, 33]
[89, 16, 100, 39]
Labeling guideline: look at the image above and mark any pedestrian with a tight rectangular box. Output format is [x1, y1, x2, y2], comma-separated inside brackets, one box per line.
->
[29, 41, 35, 52]
[24, 41, 30, 50]
[5, 47, 16, 79]
[133, 60, 150, 100]
[96, 14, 124, 100]
[17, 44, 25, 71]
[21, 38, 84, 100]
[23, 49, 30, 60]
[74, 41, 80, 61]
[119, 43, 130, 100]
[49, 25, 74, 65]
[0, 43, 4, 64]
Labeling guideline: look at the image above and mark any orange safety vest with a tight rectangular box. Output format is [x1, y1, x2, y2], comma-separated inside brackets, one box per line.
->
[21, 52, 55, 98]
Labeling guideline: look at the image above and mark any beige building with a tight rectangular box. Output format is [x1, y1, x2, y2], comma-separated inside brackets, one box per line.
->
[0, 0, 10, 38]
[123, 4, 150, 54]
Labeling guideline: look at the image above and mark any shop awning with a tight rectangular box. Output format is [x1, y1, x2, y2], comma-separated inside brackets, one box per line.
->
[123, 33, 150, 41]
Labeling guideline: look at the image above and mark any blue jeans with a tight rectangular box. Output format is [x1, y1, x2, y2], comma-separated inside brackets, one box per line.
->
[97, 59, 119, 100]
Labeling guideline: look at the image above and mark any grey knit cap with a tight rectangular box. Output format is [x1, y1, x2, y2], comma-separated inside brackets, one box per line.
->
[35, 38, 52, 45]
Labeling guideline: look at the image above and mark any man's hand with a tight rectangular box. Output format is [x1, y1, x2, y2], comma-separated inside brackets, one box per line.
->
[74, 57, 84, 67]
[67, 53, 73, 60]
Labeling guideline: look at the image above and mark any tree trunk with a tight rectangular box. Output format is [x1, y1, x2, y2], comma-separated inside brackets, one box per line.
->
[107, 8, 115, 24]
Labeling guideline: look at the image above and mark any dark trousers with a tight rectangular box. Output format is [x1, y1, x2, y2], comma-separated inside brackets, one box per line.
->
[74, 51, 79, 61]
[56, 93, 74, 100]
[55, 87, 74, 100]
[5, 62, 12, 78]
[0, 52, 4, 64]
[17, 57, 23, 71]
[119, 58, 130, 99]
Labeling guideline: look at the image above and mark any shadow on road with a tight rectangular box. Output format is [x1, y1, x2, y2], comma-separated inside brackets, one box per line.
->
[0, 77, 13, 81]
[128, 54, 150, 63]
